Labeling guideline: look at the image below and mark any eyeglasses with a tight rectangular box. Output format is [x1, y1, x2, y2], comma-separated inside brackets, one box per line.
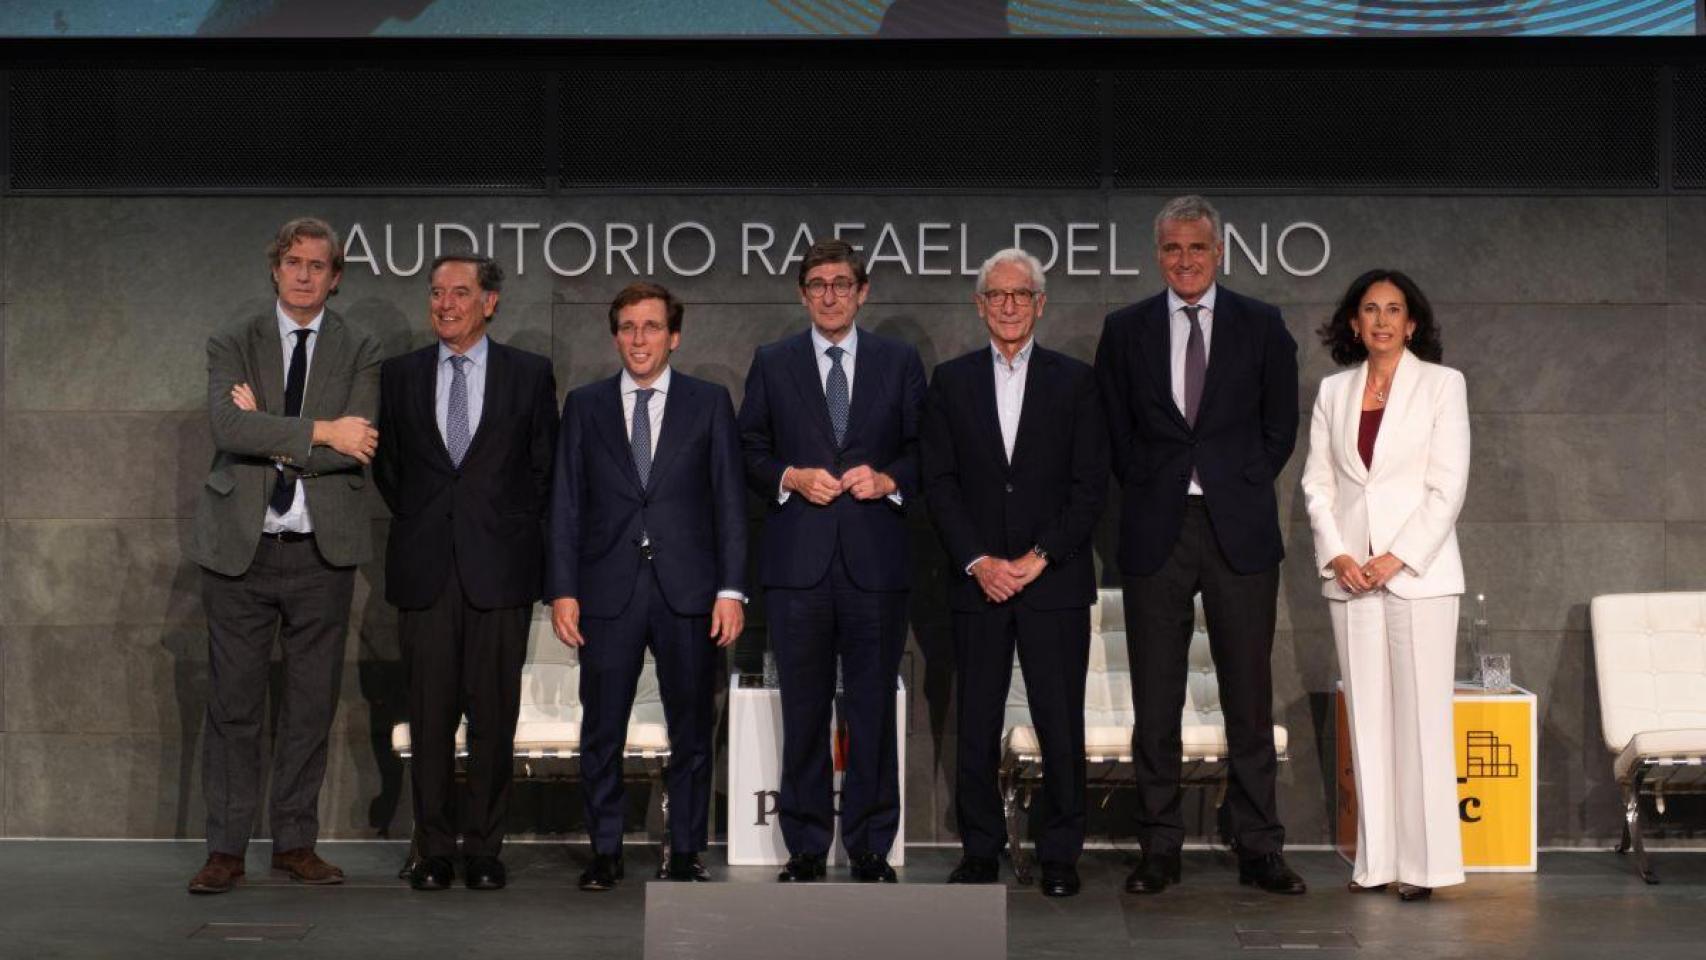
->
[980, 289, 1039, 308]
[803, 277, 860, 299]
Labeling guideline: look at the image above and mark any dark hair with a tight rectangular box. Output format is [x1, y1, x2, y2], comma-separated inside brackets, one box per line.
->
[1318, 268, 1443, 366]
[607, 281, 684, 335]
[796, 238, 868, 288]
[267, 217, 343, 295]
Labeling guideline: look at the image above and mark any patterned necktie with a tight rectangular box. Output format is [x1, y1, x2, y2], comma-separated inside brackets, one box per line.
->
[1182, 304, 1206, 427]
[631, 388, 655, 488]
[446, 354, 471, 468]
[268, 328, 310, 514]
[825, 345, 849, 447]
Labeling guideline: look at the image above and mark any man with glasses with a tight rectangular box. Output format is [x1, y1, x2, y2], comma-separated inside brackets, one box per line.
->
[921, 248, 1107, 897]
[1093, 195, 1304, 895]
[548, 282, 747, 891]
[737, 238, 926, 883]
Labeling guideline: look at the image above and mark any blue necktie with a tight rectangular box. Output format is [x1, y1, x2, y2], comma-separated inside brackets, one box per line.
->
[268, 328, 310, 515]
[446, 355, 471, 468]
[825, 345, 849, 447]
[631, 388, 655, 488]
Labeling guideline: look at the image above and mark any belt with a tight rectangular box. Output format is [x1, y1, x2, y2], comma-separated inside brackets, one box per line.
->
[261, 531, 315, 543]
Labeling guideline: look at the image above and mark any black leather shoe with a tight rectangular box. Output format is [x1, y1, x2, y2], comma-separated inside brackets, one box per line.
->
[407, 855, 454, 892]
[946, 855, 1000, 884]
[579, 853, 624, 892]
[1346, 880, 1388, 893]
[1239, 853, 1308, 895]
[849, 852, 897, 883]
[1124, 850, 1181, 894]
[464, 855, 506, 891]
[1397, 883, 1432, 902]
[665, 852, 711, 882]
[777, 853, 827, 883]
[1039, 861, 1080, 898]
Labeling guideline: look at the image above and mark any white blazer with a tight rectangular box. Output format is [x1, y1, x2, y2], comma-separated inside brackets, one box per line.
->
[1300, 349, 1470, 601]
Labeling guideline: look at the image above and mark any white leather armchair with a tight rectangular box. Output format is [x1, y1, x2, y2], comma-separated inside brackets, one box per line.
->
[1589, 591, 1706, 883]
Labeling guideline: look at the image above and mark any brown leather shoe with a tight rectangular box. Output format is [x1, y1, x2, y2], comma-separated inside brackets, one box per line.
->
[188, 853, 245, 894]
[271, 847, 345, 885]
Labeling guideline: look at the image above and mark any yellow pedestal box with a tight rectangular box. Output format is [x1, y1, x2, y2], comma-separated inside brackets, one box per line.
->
[1336, 683, 1537, 872]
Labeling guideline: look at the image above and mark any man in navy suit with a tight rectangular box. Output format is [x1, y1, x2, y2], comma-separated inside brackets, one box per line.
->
[374, 254, 558, 893]
[1093, 196, 1305, 896]
[547, 281, 747, 891]
[737, 239, 926, 883]
[923, 248, 1107, 897]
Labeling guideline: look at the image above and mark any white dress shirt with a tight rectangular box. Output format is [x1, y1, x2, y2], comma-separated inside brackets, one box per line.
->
[1168, 284, 1217, 496]
[623, 365, 744, 602]
[993, 337, 1034, 463]
[262, 303, 322, 534]
[435, 334, 489, 447]
[777, 324, 903, 507]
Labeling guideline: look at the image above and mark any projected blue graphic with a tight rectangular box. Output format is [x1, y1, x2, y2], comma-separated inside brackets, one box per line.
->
[0, 0, 1695, 37]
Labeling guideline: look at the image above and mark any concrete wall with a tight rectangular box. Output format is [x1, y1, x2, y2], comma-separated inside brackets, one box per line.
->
[2, 193, 1699, 846]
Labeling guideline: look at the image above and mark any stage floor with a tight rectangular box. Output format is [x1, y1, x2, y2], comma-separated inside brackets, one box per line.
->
[2, 842, 1703, 958]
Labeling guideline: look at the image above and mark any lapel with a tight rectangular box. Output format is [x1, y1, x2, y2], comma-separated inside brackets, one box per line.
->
[592, 375, 645, 490]
[969, 348, 1009, 471]
[412, 344, 454, 469]
[784, 330, 840, 449]
[1139, 301, 1189, 433]
[300, 311, 343, 418]
[1340, 361, 1372, 484]
[1194, 289, 1235, 428]
[1367, 349, 1419, 482]
[843, 330, 880, 447]
[1008, 347, 1053, 469]
[457, 339, 504, 467]
[646, 372, 691, 494]
[250, 312, 287, 414]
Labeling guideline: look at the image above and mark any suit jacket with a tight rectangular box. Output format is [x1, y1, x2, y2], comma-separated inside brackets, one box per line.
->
[189, 309, 382, 577]
[545, 370, 747, 619]
[373, 338, 558, 611]
[922, 345, 1109, 613]
[1093, 285, 1298, 576]
[737, 327, 926, 592]
[1300, 349, 1470, 601]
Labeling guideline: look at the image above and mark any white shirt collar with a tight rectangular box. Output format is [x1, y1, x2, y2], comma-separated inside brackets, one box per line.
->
[1166, 284, 1218, 318]
[990, 337, 1035, 370]
[811, 323, 858, 359]
[620, 365, 672, 396]
[275, 302, 324, 339]
[438, 334, 489, 368]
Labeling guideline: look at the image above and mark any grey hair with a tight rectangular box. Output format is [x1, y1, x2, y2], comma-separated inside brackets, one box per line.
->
[1153, 194, 1222, 245]
[975, 247, 1047, 295]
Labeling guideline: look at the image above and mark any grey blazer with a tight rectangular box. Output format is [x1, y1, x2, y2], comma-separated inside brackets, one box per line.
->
[188, 309, 383, 576]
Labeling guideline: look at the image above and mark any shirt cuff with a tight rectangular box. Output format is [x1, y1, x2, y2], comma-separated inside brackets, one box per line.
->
[965, 555, 990, 575]
[716, 590, 748, 603]
[777, 472, 791, 505]
[886, 491, 904, 507]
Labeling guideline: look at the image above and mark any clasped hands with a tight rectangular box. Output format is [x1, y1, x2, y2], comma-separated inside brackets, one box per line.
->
[552, 596, 744, 649]
[1329, 553, 1404, 595]
[782, 465, 895, 505]
[230, 382, 378, 464]
[970, 552, 1048, 605]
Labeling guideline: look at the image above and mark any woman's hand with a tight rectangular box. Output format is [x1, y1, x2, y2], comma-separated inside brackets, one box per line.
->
[1361, 553, 1405, 591]
[1329, 554, 1374, 594]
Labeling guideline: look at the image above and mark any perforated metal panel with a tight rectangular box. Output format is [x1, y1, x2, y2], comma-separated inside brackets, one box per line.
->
[7, 68, 548, 191]
[560, 65, 1102, 189]
[1111, 66, 1661, 190]
[1675, 65, 1706, 189]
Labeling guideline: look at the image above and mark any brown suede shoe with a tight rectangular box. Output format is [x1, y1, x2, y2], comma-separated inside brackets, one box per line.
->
[188, 853, 246, 894]
[271, 847, 345, 885]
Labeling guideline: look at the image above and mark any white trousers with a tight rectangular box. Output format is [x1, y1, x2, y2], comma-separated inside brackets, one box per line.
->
[1331, 591, 1466, 889]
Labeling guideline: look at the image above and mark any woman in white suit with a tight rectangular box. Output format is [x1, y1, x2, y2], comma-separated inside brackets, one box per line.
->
[1301, 269, 1470, 902]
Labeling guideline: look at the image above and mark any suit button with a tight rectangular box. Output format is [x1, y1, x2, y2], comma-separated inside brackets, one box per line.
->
[1004, 482, 1014, 493]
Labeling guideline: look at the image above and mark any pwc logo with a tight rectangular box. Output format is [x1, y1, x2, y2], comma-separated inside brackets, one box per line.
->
[1457, 729, 1519, 823]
